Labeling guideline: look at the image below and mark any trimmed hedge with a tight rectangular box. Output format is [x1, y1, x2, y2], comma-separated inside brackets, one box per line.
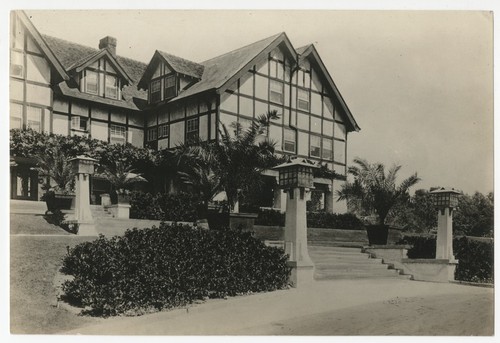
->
[61, 224, 290, 316]
[398, 235, 494, 283]
[129, 191, 201, 222]
[255, 209, 363, 230]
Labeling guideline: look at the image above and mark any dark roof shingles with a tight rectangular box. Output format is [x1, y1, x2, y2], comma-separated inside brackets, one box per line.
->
[157, 51, 204, 79]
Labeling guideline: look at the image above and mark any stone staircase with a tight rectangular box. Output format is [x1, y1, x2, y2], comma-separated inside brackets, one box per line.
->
[308, 245, 411, 280]
[90, 204, 114, 219]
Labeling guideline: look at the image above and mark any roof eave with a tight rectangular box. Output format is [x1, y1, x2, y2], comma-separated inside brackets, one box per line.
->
[17, 11, 69, 82]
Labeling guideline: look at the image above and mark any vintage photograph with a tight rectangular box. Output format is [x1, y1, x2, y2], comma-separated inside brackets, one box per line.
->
[7, 9, 494, 336]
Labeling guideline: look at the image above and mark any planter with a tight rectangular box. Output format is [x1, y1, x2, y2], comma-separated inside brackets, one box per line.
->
[365, 224, 389, 245]
[44, 191, 75, 213]
[229, 212, 258, 231]
[117, 193, 130, 205]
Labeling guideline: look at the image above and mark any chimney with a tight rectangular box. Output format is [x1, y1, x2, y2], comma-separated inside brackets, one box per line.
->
[99, 36, 117, 56]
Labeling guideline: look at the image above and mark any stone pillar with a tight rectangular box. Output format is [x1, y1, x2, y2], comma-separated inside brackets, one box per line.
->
[436, 207, 455, 261]
[273, 187, 287, 212]
[324, 179, 347, 214]
[70, 156, 98, 236]
[284, 187, 314, 287]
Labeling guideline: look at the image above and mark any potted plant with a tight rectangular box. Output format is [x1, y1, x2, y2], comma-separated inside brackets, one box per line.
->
[337, 158, 420, 245]
[35, 145, 76, 213]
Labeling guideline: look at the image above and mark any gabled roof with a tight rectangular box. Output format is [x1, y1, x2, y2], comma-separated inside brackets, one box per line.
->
[42, 34, 148, 110]
[67, 49, 133, 85]
[16, 11, 69, 83]
[297, 44, 360, 132]
[171, 32, 296, 102]
[138, 51, 204, 89]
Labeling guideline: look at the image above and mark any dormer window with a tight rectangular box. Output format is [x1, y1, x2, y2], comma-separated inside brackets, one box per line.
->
[81, 59, 121, 100]
[164, 75, 176, 99]
[149, 73, 177, 104]
[151, 79, 161, 103]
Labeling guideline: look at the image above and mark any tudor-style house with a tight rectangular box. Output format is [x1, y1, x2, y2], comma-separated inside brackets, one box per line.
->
[9, 10, 360, 213]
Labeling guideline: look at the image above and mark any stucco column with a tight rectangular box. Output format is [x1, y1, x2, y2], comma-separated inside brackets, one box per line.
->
[273, 187, 287, 212]
[436, 207, 455, 261]
[285, 187, 314, 286]
[70, 156, 98, 236]
[324, 179, 347, 214]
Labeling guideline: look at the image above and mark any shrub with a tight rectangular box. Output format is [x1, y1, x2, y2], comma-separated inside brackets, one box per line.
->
[61, 224, 290, 316]
[307, 212, 364, 230]
[255, 209, 285, 226]
[398, 235, 494, 283]
[129, 191, 201, 222]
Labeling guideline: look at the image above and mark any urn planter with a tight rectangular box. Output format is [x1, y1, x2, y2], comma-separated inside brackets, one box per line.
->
[365, 224, 389, 245]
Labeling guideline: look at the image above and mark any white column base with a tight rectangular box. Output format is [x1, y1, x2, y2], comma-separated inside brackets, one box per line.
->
[77, 222, 98, 236]
[287, 260, 315, 288]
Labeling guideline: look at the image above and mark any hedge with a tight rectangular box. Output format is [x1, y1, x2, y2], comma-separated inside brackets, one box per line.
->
[129, 191, 201, 222]
[398, 235, 494, 283]
[255, 209, 363, 230]
[60, 223, 290, 316]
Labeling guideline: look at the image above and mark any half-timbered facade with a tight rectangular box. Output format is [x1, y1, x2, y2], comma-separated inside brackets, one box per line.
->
[9, 11, 359, 212]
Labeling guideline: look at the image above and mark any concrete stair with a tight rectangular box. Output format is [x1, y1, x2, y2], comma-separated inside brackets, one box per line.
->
[308, 245, 411, 280]
[90, 205, 114, 219]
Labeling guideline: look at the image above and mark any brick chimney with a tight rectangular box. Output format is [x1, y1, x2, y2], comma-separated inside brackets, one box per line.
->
[99, 36, 117, 56]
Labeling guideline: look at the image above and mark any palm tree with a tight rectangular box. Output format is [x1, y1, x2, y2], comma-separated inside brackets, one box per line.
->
[180, 110, 280, 213]
[100, 160, 146, 202]
[34, 144, 75, 192]
[337, 158, 421, 226]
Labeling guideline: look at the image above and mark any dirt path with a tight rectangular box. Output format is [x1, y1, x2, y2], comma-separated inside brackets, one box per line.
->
[238, 292, 494, 335]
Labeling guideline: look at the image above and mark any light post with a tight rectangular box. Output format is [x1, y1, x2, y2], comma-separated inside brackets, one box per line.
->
[430, 187, 462, 261]
[273, 158, 318, 287]
[69, 155, 98, 236]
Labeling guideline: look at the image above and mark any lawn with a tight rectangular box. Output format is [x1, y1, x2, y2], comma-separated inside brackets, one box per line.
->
[10, 235, 100, 333]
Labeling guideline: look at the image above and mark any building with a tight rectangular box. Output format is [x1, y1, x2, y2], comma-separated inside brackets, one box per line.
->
[9, 10, 359, 212]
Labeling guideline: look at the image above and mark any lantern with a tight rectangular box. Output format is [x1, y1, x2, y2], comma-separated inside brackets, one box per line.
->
[69, 155, 98, 175]
[273, 158, 318, 189]
[430, 187, 461, 210]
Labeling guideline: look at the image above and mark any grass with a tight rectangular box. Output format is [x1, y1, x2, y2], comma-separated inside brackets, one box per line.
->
[10, 235, 100, 334]
[10, 213, 70, 235]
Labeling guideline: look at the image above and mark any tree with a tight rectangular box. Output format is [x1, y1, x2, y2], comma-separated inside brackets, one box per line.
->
[337, 158, 421, 226]
[180, 110, 280, 213]
[453, 192, 494, 237]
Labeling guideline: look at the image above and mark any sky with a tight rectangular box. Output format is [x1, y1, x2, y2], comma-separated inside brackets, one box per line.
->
[19, 9, 495, 195]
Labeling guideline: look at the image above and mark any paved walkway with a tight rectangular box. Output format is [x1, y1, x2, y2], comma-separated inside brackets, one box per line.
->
[63, 278, 493, 335]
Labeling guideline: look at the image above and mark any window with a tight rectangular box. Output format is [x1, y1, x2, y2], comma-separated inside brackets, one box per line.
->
[10, 103, 23, 129]
[186, 118, 199, 142]
[110, 125, 126, 144]
[159, 124, 169, 138]
[270, 60, 284, 80]
[164, 75, 176, 99]
[10, 50, 24, 78]
[147, 127, 157, 142]
[283, 128, 296, 153]
[297, 88, 309, 111]
[310, 135, 321, 158]
[150, 79, 161, 103]
[71, 116, 88, 131]
[322, 137, 333, 160]
[105, 75, 118, 99]
[85, 70, 98, 95]
[26, 106, 42, 132]
[270, 80, 283, 104]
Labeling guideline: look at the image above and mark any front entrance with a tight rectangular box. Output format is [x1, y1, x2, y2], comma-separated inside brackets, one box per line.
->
[11, 167, 39, 200]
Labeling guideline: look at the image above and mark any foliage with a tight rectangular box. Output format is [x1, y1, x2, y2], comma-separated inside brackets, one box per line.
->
[313, 163, 346, 180]
[129, 191, 201, 222]
[178, 111, 280, 212]
[398, 235, 494, 283]
[386, 189, 437, 232]
[306, 190, 323, 212]
[34, 144, 75, 192]
[453, 192, 494, 237]
[337, 158, 421, 225]
[60, 224, 291, 316]
[255, 209, 286, 227]
[307, 212, 364, 230]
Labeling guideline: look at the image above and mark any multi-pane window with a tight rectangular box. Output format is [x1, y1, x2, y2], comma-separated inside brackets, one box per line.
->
[26, 106, 42, 132]
[10, 103, 23, 129]
[150, 79, 161, 103]
[270, 80, 284, 104]
[10, 50, 24, 78]
[186, 118, 199, 142]
[105, 75, 118, 99]
[283, 128, 296, 153]
[164, 75, 176, 99]
[85, 70, 98, 95]
[310, 135, 321, 158]
[147, 127, 157, 142]
[297, 69, 310, 88]
[322, 137, 333, 160]
[297, 88, 310, 111]
[159, 124, 169, 138]
[110, 124, 126, 144]
[71, 116, 88, 131]
[270, 59, 284, 80]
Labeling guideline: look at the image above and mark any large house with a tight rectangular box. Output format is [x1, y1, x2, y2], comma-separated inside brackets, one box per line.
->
[9, 10, 359, 213]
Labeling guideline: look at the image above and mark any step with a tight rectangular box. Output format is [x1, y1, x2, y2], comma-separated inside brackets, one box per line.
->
[315, 273, 412, 280]
[313, 264, 391, 272]
[314, 269, 404, 279]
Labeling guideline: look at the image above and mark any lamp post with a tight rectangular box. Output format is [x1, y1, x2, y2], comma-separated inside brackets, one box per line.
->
[273, 158, 318, 287]
[430, 187, 462, 261]
[69, 155, 98, 236]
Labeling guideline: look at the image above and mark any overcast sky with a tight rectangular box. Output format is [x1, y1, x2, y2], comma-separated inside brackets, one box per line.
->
[26, 10, 493, 195]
